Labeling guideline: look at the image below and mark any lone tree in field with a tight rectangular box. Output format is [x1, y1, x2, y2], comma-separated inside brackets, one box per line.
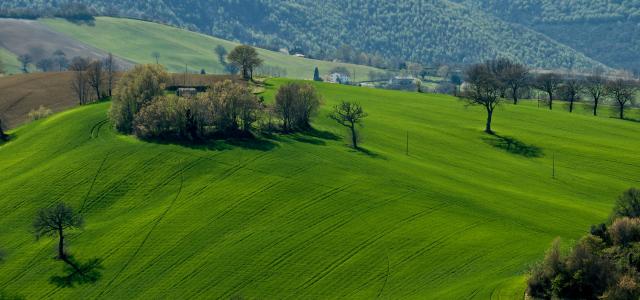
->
[585, 73, 608, 116]
[227, 45, 263, 80]
[606, 79, 637, 119]
[17, 54, 33, 73]
[33, 202, 102, 287]
[86, 60, 104, 100]
[460, 61, 504, 134]
[33, 202, 84, 260]
[330, 101, 368, 149]
[534, 73, 562, 110]
[559, 76, 583, 113]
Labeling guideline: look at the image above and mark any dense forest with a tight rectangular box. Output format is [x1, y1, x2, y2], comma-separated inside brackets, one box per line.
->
[2, 0, 636, 71]
[457, 0, 640, 72]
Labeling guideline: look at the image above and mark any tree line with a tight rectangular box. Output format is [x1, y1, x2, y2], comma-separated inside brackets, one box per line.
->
[460, 58, 639, 134]
[109, 63, 368, 148]
[528, 188, 640, 299]
[68, 54, 118, 105]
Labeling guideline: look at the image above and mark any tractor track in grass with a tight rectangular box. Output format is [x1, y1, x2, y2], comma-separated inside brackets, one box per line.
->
[80, 152, 110, 213]
[213, 189, 418, 298]
[303, 196, 453, 293]
[89, 119, 109, 139]
[82, 151, 166, 210]
[376, 254, 391, 299]
[109, 165, 283, 293]
[292, 200, 455, 294]
[395, 218, 495, 269]
[97, 160, 185, 297]
[111, 178, 289, 297]
[0, 247, 48, 288]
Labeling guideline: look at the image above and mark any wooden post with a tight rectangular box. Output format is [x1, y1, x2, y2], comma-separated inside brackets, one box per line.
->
[406, 131, 409, 156]
[552, 152, 556, 179]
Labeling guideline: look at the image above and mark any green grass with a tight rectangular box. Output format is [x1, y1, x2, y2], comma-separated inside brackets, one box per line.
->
[0, 47, 22, 75]
[40, 17, 381, 81]
[1, 79, 639, 298]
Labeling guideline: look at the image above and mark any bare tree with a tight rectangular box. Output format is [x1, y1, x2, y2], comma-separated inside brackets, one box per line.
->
[534, 73, 562, 110]
[33, 202, 83, 260]
[36, 58, 54, 72]
[559, 76, 583, 113]
[502, 62, 530, 104]
[460, 62, 504, 134]
[17, 54, 33, 73]
[275, 82, 321, 131]
[69, 57, 91, 105]
[86, 60, 104, 100]
[584, 73, 608, 116]
[606, 79, 637, 119]
[151, 51, 160, 64]
[103, 53, 117, 98]
[53, 50, 69, 71]
[329, 101, 368, 148]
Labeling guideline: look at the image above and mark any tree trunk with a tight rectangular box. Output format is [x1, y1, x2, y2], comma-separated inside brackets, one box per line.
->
[350, 125, 358, 149]
[569, 99, 574, 113]
[512, 88, 518, 105]
[593, 98, 598, 116]
[548, 93, 553, 110]
[58, 228, 65, 259]
[620, 105, 625, 119]
[485, 109, 493, 134]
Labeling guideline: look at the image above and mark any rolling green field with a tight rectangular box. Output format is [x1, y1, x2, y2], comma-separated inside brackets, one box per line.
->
[1, 79, 639, 299]
[39, 17, 381, 81]
[0, 47, 22, 75]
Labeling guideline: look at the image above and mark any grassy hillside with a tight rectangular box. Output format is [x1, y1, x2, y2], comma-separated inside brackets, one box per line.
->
[40, 17, 381, 81]
[0, 47, 22, 74]
[1, 80, 639, 298]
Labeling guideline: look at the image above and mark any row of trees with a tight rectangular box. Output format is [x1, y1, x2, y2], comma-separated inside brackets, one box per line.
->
[17, 49, 74, 73]
[528, 188, 640, 299]
[461, 59, 639, 134]
[69, 54, 118, 105]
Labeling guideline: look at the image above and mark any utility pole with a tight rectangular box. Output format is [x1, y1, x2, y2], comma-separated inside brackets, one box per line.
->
[552, 152, 556, 179]
[406, 131, 409, 156]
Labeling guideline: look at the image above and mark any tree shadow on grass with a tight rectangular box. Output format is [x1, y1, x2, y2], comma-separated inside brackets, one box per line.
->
[292, 135, 326, 146]
[140, 135, 279, 152]
[50, 256, 103, 288]
[350, 146, 386, 160]
[225, 138, 279, 151]
[302, 127, 341, 141]
[482, 134, 543, 158]
[0, 134, 16, 147]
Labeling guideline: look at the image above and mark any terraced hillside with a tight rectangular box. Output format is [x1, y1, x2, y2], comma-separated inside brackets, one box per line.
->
[1, 80, 639, 298]
[35, 17, 380, 81]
